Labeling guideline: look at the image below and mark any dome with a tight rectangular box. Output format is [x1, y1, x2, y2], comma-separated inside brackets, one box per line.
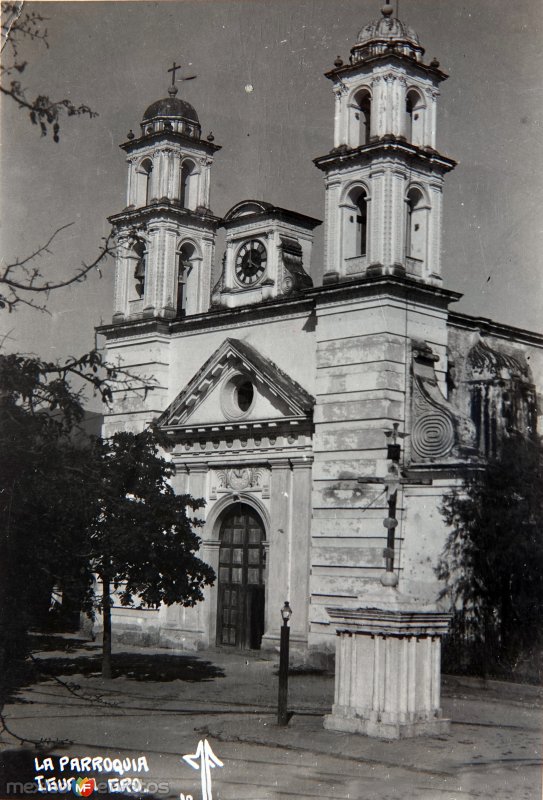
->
[351, 4, 424, 63]
[143, 95, 199, 124]
[139, 85, 201, 141]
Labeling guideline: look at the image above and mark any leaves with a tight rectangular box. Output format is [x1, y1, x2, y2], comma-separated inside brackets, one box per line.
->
[437, 435, 543, 672]
[89, 429, 214, 611]
[1, 2, 97, 141]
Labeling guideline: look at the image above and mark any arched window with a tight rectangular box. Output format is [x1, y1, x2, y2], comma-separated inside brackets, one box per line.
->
[343, 187, 369, 262]
[179, 160, 196, 209]
[350, 89, 372, 148]
[405, 89, 424, 146]
[176, 242, 195, 316]
[406, 187, 428, 272]
[135, 158, 153, 207]
[355, 191, 368, 256]
[132, 239, 147, 299]
[358, 91, 372, 146]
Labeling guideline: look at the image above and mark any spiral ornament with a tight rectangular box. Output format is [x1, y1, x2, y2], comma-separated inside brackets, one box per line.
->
[412, 412, 454, 460]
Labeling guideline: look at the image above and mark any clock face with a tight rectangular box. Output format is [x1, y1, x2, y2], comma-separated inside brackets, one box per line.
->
[235, 240, 267, 286]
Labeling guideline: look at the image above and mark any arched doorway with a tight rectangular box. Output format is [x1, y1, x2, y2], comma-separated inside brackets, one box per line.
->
[216, 504, 266, 649]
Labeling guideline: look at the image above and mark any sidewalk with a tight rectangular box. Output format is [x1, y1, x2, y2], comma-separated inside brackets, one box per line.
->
[1, 636, 541, 799]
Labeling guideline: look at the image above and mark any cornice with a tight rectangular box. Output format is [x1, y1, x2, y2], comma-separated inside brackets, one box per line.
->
[448, 311, 543, 348]
[324, 52, 448, 84]
[163, 417, 312, 435]
[97, 275, 466, 341]
[97, 295, 314, 341]
[120, 129, 221, 155]
[108, 202, 221, 229]
[307, 273, 463, 310]
[221, 206, 322, 231]
[314, 138, 456, 174]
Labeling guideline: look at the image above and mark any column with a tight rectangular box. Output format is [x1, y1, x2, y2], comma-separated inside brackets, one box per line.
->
[149, 153, 159, 202]
[333, 88, 342, 147]
[288, 458, 313, 647]
[427, 182, 443, 281]
[112, 234, 129, 320]
[171, 151, 182, 202]
[261, 459, 291, 648]
[160, 226, 178, 317]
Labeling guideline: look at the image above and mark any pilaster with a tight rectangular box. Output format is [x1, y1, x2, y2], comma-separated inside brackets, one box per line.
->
[288, 457, 313, 646]
[261, 459, 291, 648]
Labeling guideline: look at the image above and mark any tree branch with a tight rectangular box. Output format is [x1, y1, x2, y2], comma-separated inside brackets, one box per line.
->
[1, 2, 97, 140]
[0, 227, 116, 313]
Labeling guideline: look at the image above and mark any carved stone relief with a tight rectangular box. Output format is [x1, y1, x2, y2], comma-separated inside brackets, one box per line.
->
[410, 340, 476, 463]
[210, 467, 271, 499]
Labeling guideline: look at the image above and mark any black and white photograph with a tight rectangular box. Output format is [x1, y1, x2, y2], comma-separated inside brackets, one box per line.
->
[1, 1, 542, 798]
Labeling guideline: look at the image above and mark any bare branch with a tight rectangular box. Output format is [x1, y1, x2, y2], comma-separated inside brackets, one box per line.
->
[0, 227, 116, 313]
[1, 2, 97, 140]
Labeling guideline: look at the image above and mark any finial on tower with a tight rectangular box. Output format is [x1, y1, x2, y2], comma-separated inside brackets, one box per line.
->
[381, 3, 394, 17]
[167, 61, 181, 96]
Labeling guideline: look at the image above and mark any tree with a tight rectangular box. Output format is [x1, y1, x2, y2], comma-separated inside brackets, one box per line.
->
[88, 430, 215, 678]
[437, 435, 543, 679]
[1, 2, 96, 141]
[1, 2, 114, 313]
[0, 351, 150, 706]
[0, 1, 213, 703]
[0, 223, 115, 314]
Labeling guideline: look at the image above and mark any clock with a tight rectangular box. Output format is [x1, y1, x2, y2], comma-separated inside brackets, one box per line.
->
[235, 240, 267, 285]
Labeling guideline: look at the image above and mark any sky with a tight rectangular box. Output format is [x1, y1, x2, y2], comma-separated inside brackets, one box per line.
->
[2, 0, 543, 378]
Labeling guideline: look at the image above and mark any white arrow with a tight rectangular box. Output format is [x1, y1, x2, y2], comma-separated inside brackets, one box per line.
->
[183, 739, 224, 800]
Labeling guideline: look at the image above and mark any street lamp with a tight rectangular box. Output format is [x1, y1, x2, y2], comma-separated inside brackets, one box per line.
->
[277, 601, 292, 726]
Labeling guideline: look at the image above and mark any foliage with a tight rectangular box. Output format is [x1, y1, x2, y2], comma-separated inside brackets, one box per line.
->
[0, 352, 156, 699]
[437, 435, 543, 679]
[0, 353, 214, 690]
[1, 2, 97, 141]
[92, 429, 213, 610]
[89, 428, 215, 677]
[0, 1, 213, 695]
[1, 3, 113, 313]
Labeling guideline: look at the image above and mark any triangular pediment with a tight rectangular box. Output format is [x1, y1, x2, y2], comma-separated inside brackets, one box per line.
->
[157, 338, 314, 430]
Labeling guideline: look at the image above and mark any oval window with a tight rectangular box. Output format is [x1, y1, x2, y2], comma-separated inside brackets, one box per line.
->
[236, 381, 254, 412]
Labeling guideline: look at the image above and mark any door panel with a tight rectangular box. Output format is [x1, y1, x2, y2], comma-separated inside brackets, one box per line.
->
[217, 505, 265, 649]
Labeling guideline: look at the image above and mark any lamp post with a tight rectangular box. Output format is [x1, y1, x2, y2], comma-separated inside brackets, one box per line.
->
[277, 601, 292, 726]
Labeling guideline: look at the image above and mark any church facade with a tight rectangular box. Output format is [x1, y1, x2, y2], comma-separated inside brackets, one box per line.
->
[97, 5, 543, 662]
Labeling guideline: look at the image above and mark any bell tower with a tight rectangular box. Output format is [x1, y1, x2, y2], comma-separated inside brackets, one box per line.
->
[110, 72, 221, 322]
[315, 3, 455, 285]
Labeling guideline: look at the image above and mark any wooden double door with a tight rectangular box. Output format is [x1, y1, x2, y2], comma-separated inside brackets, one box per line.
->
[216, 505, 266, 649]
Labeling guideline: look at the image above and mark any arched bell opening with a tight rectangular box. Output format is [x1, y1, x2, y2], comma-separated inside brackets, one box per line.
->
[175, 240, 202, 317]
[348, 88, 372, 148]
[216, 502, 266, 650]
[179, 158, 198, 209]
[405, 186, 429, 275]
[135, 158, 153, 207]
[405, 89, 425, 147]
[129, 238, 148, 302]
[341, 185, 370, 270]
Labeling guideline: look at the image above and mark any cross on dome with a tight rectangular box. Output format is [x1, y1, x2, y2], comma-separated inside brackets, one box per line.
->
[168, 61, 182, 85]
[167, 61, 182, 97]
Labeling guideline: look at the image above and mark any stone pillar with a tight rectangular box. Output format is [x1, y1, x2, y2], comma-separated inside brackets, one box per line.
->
[112, 234, 129, 320]
[187, 463, 208, 508]
[261, 459, 291, 649]
[324, 588, 450, 739]
[333, 89, 342, 147]
[288, 458, 312, 648]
